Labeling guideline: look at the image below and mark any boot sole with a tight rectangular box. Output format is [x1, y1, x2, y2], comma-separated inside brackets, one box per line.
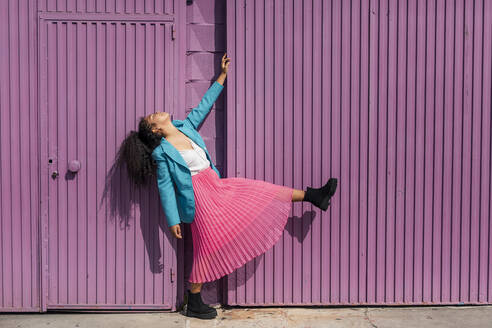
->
[320, 178, 338, 211]
[185, 308, 217, 320]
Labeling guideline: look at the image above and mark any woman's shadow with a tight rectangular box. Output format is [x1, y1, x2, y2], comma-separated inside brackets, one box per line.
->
[100, 159, 175, 275]
[224, 210, 318, 288]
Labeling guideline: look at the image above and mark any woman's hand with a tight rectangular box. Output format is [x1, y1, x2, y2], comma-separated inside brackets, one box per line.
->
[221, 53, 230, 74]
[170, 224, 182, 239]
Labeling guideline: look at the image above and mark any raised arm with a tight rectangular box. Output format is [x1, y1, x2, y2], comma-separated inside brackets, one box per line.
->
[185, 53, 230, 129]
[185, 80, 224, 129]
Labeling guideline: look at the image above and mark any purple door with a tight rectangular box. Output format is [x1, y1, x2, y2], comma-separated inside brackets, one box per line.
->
[38, 14, 178, 310]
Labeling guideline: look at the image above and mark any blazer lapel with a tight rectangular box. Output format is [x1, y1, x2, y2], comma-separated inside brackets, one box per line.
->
[159, 122, 208, 170]
[159, 138, 189, 169]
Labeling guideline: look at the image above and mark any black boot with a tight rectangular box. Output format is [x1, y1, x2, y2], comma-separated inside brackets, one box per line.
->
[304, 178, 338, 211]
[185, 289, 217, 319]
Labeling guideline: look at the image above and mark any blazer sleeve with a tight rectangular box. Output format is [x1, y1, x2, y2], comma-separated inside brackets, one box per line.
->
[185, 81, 224, 130]
[154, 157, 181, 227]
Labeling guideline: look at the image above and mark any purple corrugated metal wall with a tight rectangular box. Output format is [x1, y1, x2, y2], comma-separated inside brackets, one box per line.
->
[226, 0, 492, 305]
[0, 0, 190, 312]
[2, 0, 492, 312]
[0, 0, 41, 312]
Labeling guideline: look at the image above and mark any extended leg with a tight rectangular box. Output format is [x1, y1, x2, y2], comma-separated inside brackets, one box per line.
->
[292, 189, 306, 202]
[303, 178, 338, 211]
[282, 179, 339, 210]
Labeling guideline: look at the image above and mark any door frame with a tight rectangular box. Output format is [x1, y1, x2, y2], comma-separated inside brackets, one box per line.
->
[37, 11, 183, 312]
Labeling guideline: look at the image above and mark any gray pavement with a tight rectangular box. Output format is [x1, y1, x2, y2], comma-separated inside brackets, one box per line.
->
[1, 305, 491, 327]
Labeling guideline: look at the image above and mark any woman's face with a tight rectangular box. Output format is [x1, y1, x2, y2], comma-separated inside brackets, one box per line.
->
[146, 111, 172, 133]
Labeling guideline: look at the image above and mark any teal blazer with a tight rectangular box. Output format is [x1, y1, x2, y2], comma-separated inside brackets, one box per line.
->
[151, 81, 224, 227]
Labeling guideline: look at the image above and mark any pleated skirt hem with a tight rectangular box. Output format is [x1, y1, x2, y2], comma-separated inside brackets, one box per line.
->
[188, 167, 294, 283]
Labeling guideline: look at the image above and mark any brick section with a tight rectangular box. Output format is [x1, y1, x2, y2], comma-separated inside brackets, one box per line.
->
[184, 0, 227, 306]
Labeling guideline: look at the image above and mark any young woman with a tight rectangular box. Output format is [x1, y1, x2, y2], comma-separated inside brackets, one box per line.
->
[117, 53, 338, 319]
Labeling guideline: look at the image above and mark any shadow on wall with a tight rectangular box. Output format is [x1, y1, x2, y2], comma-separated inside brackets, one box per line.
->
[100, 158, 176, 275]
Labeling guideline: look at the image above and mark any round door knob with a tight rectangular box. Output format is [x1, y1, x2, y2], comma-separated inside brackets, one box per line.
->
[51, 171, 59, 179]
[68, 160, 81, 173]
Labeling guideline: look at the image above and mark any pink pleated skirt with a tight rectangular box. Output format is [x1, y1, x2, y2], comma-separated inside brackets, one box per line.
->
[188, 166, 294, 283]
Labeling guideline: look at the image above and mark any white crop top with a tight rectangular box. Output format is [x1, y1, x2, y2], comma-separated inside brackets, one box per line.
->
[177, 137, 211, 176]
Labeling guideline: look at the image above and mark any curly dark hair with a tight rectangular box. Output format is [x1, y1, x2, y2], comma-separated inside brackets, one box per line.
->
[116, 116, 164, 187]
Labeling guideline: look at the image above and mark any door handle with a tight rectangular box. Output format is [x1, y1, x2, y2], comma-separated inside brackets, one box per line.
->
[68, 160, 81, 173]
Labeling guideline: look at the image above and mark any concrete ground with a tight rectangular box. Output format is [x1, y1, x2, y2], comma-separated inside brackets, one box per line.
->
[1, 305, 491, 328]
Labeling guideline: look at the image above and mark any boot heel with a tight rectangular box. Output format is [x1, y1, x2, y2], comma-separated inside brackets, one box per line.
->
[319, 196, 331, 211]
[186, 308, 217, 319]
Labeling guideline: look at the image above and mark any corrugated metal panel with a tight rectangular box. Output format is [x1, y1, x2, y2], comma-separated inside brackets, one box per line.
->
[0, 0, 41, 312]
[38, 0, 174, 15]
[0, 0, 188, 312]
[38, 18, 177, 310]
[226, 0, 492, 305]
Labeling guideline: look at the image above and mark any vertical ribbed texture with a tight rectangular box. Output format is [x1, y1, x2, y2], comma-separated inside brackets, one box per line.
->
[0, 0, 40, 311]
[226, 0, 492, 305]
[2, 0, 187, 312]
[188, 167, 294, 283]
[36, 19, 175, 309]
